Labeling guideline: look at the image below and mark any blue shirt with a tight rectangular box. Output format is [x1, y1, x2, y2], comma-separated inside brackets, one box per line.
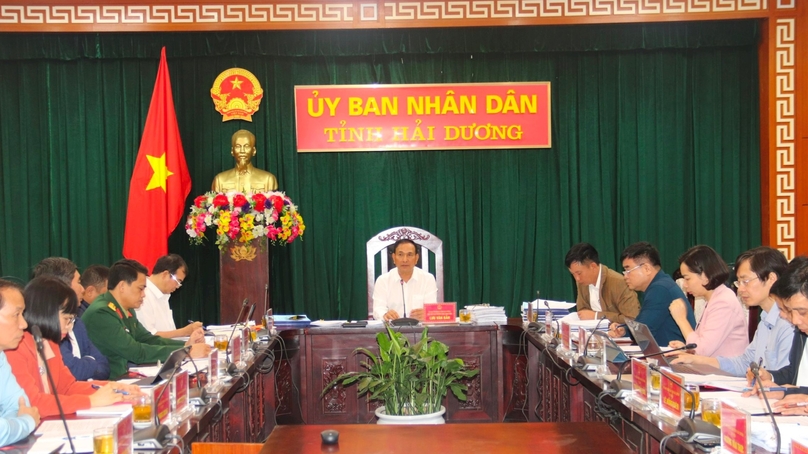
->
[717, 304, 794, 377]
[0, 351, 35, 447]
[635, 270, 695, 346]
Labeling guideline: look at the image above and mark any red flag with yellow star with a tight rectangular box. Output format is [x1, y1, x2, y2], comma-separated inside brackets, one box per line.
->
[122, 47, 191, 272]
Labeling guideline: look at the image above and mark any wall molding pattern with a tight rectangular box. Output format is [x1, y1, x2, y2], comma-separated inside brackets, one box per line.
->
[773, 17, 796, 259]
[0, 1, 778, 31]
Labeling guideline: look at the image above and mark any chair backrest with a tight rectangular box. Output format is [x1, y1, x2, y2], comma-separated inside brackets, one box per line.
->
[366, 226, 444, 318]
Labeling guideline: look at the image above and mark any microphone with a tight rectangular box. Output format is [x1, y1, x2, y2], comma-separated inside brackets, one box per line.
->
[185, 349, 209, 406]
[647, 363, 721, 448]
[543, 299, 560, 348]
[609, 343, 697, 395]
[135, 346, 190, 450]
[31, 325, 76, 454]
[575, 316, 609, 369]
[390, 279, 418, 327]
[226, 298, 249, 364]
[750, 361, 781, 454]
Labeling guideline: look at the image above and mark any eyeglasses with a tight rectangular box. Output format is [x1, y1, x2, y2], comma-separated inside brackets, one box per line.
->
[170, 274, 183, 288]
[622, 263, 646, 276]
[62, 316, 76, 326]
[733, 276, 759, 288]
[395, 252, 417, 259]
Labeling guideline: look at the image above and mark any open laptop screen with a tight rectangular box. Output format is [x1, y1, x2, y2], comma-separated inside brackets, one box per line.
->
[623, 317, 672, 367]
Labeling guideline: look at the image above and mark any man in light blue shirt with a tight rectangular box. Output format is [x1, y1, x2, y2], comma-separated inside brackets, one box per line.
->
[671, 247, 792, 376]
[0, 279, 40, 447]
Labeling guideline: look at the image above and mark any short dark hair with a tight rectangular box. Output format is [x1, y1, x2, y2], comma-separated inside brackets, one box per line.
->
[32, 257, 77, 286]
[391, 239, 420, 255]
[23, 276, 78, 343]
[564, 243, 600, 268]
[81, 265, 109, 288]
[108, 259, 148, 290]
[734, 247, 788, 283]
[678, 245, 730, 291]
[152, 254, 187, 276]
[620, 242, 661, 267]
[770, 256, 808, 300]
[0, 279, 24, 310]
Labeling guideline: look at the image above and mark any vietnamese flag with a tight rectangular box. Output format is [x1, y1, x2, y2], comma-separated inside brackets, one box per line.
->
[122, 47, 191, 273]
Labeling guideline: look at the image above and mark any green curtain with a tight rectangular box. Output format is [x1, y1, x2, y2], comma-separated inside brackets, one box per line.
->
[0, 21, 761, 323]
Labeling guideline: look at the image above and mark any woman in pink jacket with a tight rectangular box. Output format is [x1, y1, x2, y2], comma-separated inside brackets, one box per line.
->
[668, 245, 749, 358]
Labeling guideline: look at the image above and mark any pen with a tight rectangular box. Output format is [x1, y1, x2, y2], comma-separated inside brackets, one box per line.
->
[91, 384, 129, 395]
[783, 402, 808, 408]
[741, 386, 786, 392]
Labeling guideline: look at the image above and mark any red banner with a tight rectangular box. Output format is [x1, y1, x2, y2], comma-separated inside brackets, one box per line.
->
[294, 83, 551, 152]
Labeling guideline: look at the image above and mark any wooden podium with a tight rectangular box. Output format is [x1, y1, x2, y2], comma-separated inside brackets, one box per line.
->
[219, 238, 269, 324]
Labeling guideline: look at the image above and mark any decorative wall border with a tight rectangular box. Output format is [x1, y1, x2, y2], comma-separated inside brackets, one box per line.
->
[0, 0, 783, 31]
[773, 17, 796, 259]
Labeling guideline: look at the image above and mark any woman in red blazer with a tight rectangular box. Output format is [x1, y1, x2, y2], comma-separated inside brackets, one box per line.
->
[6, 276, 139, 418]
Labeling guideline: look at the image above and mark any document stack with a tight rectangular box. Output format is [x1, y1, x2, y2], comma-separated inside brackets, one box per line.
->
[521, 299, 575, 322]
[465, 305, 507, 325]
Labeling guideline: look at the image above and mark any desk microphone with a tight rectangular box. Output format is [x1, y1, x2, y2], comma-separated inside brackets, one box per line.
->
[134, 348, 189, 450]
[575, 316, 609, 369]
[609, 343, 696, 395]
[31, 325, 76, 454]
[647, 363, 720, 447]
[750, 361, 781, 454]
[227, 302, 254, 376]
[226, 298, 249, 365]
[391, 279, 418, 326]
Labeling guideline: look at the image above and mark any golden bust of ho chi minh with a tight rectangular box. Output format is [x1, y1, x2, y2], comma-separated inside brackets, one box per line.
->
[211, 129, 278, 194]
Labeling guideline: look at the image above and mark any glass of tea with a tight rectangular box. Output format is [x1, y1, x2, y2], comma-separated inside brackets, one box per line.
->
[93, 427, 116, 454]
[214, 334, 228, 352]
[701, 398, 721, 426]
[684, 383, 701, 412]
[133, 394, 152, 425]
[459, 309, 472, 323]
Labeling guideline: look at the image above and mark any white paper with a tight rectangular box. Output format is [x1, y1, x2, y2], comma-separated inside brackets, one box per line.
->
[700, 391, 775, 414]
[76, 403, 133, 416]
[751, 416, 808, 453]
[31, 418, 119, 454]
[559, 313, 604, 329]
[524, 299, 575, 310]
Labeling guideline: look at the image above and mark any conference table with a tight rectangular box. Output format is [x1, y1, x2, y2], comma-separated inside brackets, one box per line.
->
[258, 422, 634, 454]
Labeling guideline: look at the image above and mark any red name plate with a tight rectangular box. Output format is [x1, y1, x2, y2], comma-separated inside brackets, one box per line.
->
[232, 334, 242, 363]
[209, 349, 219, 384]
[721, 401, 750, 454]
[561, 322, 571, 350]
[659, 370, 684, 419]
[793, 438, 808, 454]
[423, 303, 457, 323]
[631, 359, 649, 402]
[294, 82, 551, 152]
[153, 383, 171, 424]
[116, 409, 133, 454]
[174, 370, 189, 414]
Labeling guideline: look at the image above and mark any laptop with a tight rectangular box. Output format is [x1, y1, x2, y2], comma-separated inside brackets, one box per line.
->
[623, 317, 732, 376]
[131, 346, 191, 387]
[593, 331, 629, 364]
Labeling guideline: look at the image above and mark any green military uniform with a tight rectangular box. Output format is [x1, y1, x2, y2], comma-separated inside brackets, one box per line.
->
[82, 292, 185, 379]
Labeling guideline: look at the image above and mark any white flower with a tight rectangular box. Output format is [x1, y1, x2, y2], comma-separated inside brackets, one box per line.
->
[186, 229, 198, 238]
[204, 216, 213, 226]
[253, 225, 267, 238]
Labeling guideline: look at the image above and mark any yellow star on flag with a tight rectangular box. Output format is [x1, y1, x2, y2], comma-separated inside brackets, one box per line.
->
[231, 77, 243, 90]
[145, 153, 174, 192]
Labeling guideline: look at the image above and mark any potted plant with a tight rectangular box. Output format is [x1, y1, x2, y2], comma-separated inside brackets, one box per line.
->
[322, 325, 479, 424]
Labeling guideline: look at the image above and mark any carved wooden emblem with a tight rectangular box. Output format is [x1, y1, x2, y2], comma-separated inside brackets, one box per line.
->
[230, 243, 257, 261]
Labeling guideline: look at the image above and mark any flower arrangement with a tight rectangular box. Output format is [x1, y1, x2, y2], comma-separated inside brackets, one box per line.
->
[186, 191, 305, 249]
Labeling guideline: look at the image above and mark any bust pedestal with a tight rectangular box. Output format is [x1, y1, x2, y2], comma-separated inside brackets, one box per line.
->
[219, 238, 269, 324]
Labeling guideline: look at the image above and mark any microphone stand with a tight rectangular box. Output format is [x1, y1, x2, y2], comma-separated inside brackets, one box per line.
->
[390, 278, 418, 327]
[543, 299, 560, 348]
[31, 326, 76, 454]
[227, 303, 255, 376]
[575, 316, 609, 369]
[751, 361, 781, 454]
[226, 298, 249, 365]
[609, 343, 697, 395]
[134, 348, 189, 450]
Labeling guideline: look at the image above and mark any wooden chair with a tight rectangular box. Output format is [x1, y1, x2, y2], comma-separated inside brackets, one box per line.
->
[366, 226, 444, 319]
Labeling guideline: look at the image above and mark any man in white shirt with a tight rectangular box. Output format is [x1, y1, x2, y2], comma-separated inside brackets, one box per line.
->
[372, 239, 438, 322]
[565, 243, 640, 324]
[135, 254, 202, 338]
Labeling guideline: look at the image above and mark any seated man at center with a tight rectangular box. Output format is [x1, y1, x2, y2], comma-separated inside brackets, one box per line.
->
[372, 239, 437, 322]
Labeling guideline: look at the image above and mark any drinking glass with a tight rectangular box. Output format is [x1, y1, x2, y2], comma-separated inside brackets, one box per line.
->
[214, 334, 228, 352]
[459, 309, 472, 323]
[701, 398, 721, 426]
[133, 394, 152, 425]
[93, 427, 116, 454]
[684, 383, 701, 412]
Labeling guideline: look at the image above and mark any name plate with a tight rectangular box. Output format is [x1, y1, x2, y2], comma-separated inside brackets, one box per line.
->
[209, 349, 219, 385]
[232, 334, 242, 363]
[153, 382, 171, 425]
[631, 359, 649, 402]
[793, 438, 808, 454]
[659, 369, 684, 419]
[721, 401, 750, 454]
[561, 322, 571, 351]
[423, 303, 457, 323]
[174, 370, 189, 414]
[577, 328, 587, 354]
[116, 408, 134, 454]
